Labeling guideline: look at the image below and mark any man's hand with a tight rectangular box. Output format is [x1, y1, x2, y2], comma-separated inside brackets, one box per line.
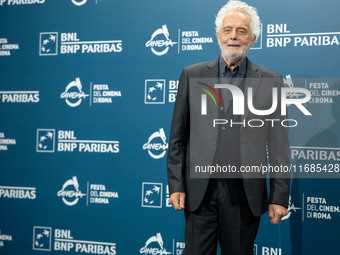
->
[268, 204, 288, 224]
[169, 192, 186, 211]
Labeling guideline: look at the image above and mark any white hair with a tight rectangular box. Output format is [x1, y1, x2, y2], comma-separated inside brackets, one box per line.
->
[215, 0, 261, 41]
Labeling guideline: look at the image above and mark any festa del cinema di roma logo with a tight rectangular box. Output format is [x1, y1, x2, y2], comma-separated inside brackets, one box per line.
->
[61, 77, 122, 107]
[71, 0, 87, 6]
[146, 25, 177, 56]
[60, 77, 89, 107]
[70, 0, 105, 6]
[140, 233, 171, 255]
[143, 128, 169, 159]
[57, 176, 86, 206]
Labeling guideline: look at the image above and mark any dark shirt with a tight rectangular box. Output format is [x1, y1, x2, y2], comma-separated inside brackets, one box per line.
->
[219, 55, 247, 80]
[213, 55, 247, 205]
[219, 56, 247, 112]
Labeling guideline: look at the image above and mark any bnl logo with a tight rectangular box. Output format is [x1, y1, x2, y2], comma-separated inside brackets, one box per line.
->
[33, 226, 52, 251]
[36, 129, 55, 153]
[253, 244, 283, 255]
[39, 32, 58, 56]
[145, 80, 166, 104]
[142, 182, 162, 208]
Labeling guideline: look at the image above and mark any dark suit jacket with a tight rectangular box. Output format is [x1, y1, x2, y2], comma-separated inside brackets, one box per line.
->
[167, 57, 291, 217]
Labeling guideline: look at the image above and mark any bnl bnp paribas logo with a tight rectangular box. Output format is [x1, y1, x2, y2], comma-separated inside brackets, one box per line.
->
[253, 244, 283, 255]
[145, 80, 166, 104]
[33, 227, 117, 254]
[141, 182, 162, 208]
[36, 129, 120, 153]
[33, 226, 52, 251]
[39, 32, 122, 56]
[141, 182, 171, 208]
[143, 128, 168, 159]
[36, 129, 55, 152]
[266, 23, 340, 48]
[0, 0, 45, 6]
[144, 79, 178, 104]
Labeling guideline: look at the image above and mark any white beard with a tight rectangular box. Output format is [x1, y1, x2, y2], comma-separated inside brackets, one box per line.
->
[219, 40, 252, 65]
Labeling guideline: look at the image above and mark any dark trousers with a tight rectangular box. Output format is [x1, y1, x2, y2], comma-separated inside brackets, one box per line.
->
[183, 179, 260, 255]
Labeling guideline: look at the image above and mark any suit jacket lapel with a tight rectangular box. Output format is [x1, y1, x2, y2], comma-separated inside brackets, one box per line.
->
[202, 57, 220, 120]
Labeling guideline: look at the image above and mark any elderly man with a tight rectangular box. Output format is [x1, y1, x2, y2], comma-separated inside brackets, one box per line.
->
[167, 1, 290, 254]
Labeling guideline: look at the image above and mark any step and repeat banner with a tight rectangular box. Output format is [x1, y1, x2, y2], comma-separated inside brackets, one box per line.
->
[1, 0, 340, 254]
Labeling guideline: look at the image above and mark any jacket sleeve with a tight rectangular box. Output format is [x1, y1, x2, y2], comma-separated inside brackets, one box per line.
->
[167, 67, 190, 195]
[267, 73, 291, 207]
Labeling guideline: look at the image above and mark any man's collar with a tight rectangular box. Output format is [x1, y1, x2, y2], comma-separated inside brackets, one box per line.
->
[219, 55, 247, 77]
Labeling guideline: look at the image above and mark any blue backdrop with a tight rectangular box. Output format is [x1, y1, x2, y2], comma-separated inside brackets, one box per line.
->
[1, 0, 340, 254]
